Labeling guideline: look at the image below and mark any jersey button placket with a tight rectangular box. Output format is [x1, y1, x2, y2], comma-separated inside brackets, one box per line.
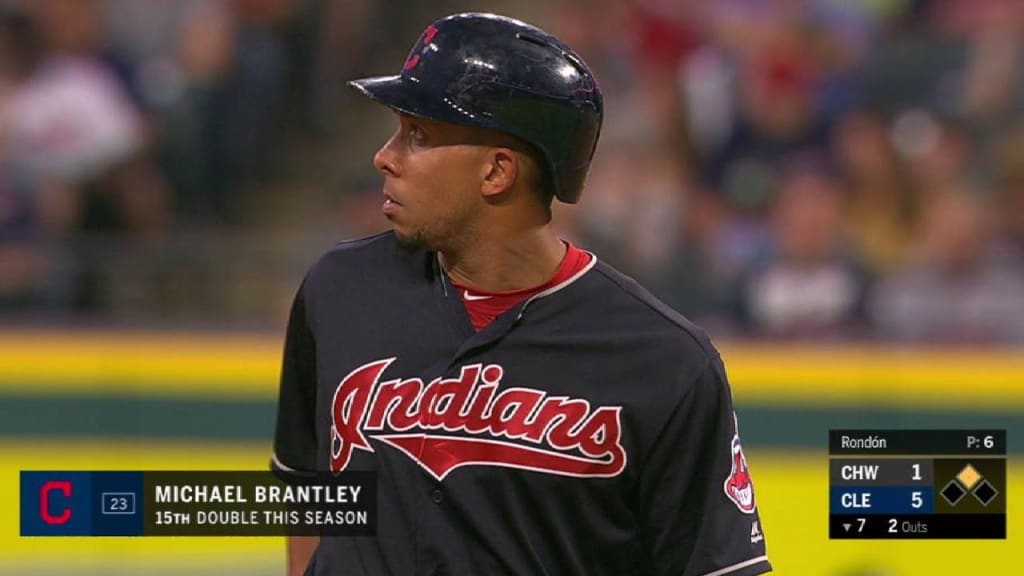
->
[423, 367, 454, 508]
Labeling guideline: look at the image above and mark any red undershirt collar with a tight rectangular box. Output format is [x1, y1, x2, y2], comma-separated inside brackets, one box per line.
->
[449, 242, 593, 331]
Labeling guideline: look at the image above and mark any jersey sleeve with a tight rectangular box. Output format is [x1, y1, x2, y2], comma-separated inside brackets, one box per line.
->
[271, 282, 318, 479]
[636, 353, 771, 576]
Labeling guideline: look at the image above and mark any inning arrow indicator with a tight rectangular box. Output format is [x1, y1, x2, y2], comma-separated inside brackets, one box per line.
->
[843, 523, 852, 532]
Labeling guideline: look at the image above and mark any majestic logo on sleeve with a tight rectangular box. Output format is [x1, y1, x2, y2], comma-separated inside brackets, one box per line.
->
[330, 358, 626, 480]
[724, 426, 756, 514]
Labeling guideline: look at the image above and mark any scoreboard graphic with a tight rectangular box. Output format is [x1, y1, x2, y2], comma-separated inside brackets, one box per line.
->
[829, 430, 1006, 539]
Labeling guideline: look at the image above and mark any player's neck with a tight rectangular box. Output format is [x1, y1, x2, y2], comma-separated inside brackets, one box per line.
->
[440, 225, 566, 293]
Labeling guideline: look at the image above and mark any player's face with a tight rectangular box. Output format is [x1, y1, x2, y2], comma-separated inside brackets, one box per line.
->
[373, 114, 493, 251]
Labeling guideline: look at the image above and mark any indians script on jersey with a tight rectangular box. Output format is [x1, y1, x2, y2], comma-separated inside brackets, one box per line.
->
[329, 358, 627, 480]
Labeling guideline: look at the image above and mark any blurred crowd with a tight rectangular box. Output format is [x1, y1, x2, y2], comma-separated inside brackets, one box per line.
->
[2, 0, 1024, 342]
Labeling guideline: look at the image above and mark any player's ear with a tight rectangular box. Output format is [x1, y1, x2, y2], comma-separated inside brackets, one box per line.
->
[480, 147, 519, 199]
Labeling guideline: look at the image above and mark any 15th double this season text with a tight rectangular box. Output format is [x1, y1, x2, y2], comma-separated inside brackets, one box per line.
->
[20, 471, 377, 536]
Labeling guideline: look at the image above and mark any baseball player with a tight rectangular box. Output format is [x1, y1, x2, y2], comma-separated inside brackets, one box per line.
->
[273, 12, 770, 576]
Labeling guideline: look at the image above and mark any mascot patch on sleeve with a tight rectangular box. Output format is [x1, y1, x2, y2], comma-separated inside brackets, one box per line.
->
[723, 413, 757, 514]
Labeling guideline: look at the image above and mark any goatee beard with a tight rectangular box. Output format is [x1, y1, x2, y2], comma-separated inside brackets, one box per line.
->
[394, 229, 428, 252]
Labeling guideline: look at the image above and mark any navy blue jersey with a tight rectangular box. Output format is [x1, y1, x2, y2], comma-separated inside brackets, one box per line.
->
[273, 232, 771, 576]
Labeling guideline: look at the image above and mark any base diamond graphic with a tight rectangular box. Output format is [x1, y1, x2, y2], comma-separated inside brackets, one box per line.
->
[941, 479, 966, 505]
[972, 479, 998, 506]
[956, 464, 982, 490]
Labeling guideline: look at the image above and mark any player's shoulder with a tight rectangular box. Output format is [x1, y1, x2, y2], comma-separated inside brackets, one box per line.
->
[304, 231, 426, 288]
[318, 230, 400, 263]
[583, 258, 719, 361]
[298, 232, 434, 308]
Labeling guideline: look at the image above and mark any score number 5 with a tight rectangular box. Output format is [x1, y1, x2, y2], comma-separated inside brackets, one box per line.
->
[911, 491, 923, 509]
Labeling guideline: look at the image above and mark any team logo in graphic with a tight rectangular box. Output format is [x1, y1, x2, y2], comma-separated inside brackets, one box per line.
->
[329, 358, 626, 480]
[723, 417, 756, 513]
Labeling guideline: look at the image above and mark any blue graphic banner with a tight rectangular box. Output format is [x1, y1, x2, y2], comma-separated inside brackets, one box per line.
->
[830, 486, 935, 515]
[20, 471, 376, 536]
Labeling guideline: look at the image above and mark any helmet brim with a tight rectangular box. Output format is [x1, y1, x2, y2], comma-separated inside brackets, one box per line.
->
[348, 75, 470, 126]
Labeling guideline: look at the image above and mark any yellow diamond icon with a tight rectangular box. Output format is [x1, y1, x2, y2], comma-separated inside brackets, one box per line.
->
[957, 464, 982, 490]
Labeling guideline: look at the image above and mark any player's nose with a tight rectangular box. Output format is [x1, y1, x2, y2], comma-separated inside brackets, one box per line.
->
[373, 132, 401, 176]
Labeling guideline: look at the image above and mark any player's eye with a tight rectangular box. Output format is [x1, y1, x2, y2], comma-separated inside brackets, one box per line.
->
[406, 123, 428, 146]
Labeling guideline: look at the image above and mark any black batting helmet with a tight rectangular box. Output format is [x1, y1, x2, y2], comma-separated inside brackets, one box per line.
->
[349, 12, 603, 204]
